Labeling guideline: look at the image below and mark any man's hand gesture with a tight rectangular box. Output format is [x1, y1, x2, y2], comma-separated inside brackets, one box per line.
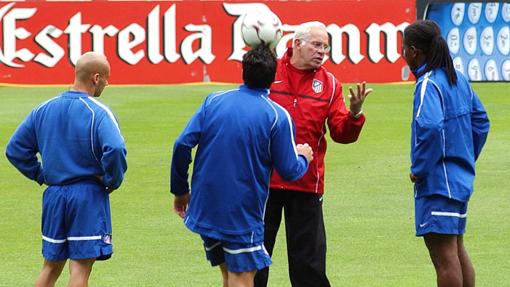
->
[348, 81, 373, 116]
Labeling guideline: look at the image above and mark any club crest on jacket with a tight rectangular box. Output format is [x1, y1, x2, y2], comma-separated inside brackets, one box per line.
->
[312, 79, 323, 93]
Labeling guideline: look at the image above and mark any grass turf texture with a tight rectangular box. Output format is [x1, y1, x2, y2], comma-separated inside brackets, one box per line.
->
[0, 83, 508, 286]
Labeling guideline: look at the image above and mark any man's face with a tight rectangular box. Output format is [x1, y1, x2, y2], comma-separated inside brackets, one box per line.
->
[402, 40, 418, 71]
[295, 27, 330, 70]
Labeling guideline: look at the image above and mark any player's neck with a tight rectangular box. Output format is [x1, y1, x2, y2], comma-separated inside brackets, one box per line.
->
[71, 82, 93, 97]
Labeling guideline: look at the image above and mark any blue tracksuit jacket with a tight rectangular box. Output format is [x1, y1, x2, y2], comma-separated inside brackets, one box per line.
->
[171, 85, 309, 243]
[6, 91, 127, 189]
[411, 66, 490, 202]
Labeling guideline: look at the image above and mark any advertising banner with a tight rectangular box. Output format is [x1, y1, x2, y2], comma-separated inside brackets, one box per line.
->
[0, 1, 415, 85]
[427, 2, 510, 81]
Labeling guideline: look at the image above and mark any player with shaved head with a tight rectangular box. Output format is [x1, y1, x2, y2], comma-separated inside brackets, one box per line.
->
[6, 51, 127, 287]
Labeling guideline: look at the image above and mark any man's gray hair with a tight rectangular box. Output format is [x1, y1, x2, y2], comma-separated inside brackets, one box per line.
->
[293, 21, 327, 46]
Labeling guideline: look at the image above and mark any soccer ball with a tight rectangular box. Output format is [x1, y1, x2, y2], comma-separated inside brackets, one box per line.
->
[241, 10, 283, 49]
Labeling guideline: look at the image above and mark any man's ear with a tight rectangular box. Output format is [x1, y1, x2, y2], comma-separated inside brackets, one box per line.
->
[295, 38, 304, 49]
[92, 73, 100, 85]
[410, 46, 419, 57]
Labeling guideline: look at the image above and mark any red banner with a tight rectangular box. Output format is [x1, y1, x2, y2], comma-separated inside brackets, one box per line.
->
[0, 1, 415, 85]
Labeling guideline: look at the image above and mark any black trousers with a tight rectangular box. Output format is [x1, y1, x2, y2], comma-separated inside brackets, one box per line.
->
[254, 189, 330, 287]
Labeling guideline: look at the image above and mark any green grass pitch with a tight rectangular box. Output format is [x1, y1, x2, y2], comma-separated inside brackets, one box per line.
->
[0, 82, 508, 286]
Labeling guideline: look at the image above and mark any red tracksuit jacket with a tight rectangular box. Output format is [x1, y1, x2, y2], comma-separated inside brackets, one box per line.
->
[269, 48, 365, 194]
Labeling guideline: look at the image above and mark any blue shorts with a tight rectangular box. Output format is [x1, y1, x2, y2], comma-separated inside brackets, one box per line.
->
[42, 180, 113, 261]
[201, 236, 271, 273]
[415, 194, 468, 236]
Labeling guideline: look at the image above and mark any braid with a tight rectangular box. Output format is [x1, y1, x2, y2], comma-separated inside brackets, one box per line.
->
[427, 35, 457, 85]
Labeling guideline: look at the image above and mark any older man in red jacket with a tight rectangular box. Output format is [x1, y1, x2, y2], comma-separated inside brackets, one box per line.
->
[254, 21, 372, 287]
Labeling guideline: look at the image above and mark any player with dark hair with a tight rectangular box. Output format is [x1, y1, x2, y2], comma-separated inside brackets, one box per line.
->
[242, 45, 278, 89]
[170, 45, 313, 287]
[403, 20, 490, 287]
[6, 52, 127, 287]
[403, 19, 458, 85]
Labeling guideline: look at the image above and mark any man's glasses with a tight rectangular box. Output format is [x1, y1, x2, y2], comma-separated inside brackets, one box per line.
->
[303, 40, 331, 53]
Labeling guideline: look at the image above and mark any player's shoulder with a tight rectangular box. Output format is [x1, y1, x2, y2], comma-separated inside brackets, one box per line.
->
[210, 88, 238, 98]
[454, 70, 471, 88]
[205, 88, 239, 106]
[414, 70, 447, 101]
[82, 96, 113, 115]
[80, 97, 122, 127]
[416, 70, 437, 86]
[266, 98, 291, 121]
[33, 95, 60, 114]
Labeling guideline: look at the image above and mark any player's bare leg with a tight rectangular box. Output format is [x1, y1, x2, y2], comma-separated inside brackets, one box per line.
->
[35, 259, 66, 287]
[228, 270, 256, 287]
[424, 233, 463, 287]
[67, 258, 95, 287]
[457, 236, 475, 287]
[220, 263, 229, 287]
